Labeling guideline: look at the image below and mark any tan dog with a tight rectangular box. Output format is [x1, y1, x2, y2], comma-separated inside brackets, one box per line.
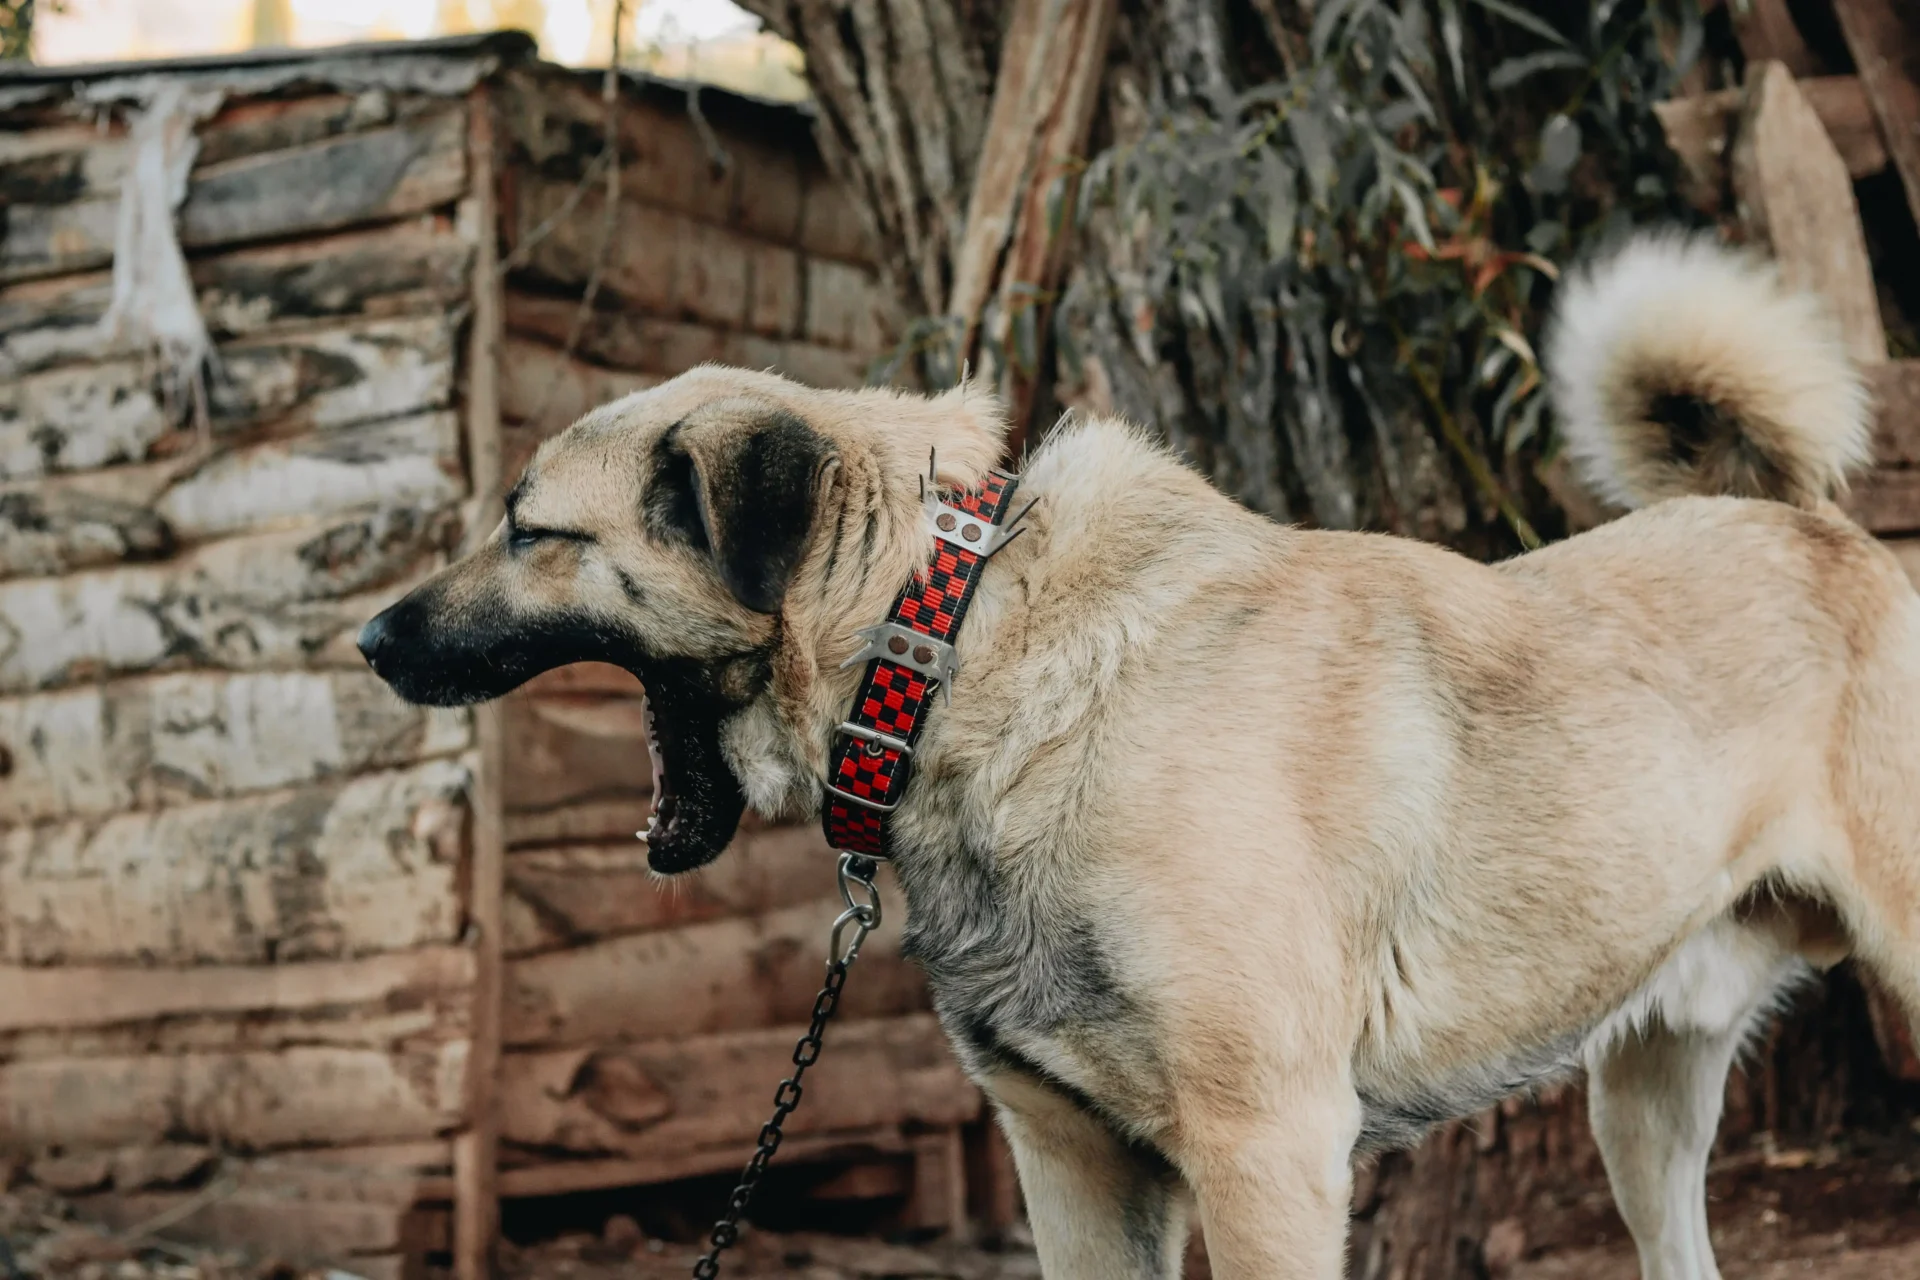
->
[360, 232, 1910, 1280]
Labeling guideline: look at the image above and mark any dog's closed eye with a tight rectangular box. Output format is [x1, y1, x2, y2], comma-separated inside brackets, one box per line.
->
[508, 525, 592, 552]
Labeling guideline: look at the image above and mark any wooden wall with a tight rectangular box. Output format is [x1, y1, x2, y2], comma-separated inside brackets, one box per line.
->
[0, 44, 508, 1280]
[482, 66, 981, 1210]
[0, 42, 983, 1274]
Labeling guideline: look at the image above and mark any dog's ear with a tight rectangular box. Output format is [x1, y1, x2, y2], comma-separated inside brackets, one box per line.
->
[649, 406, 834, 614]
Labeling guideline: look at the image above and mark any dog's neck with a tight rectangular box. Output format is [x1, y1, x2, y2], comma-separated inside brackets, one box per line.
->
[733, 415, 1280, 856]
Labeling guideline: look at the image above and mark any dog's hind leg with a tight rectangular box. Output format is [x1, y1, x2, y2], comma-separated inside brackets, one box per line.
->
[1588, 1022, 1743, 1280]
[1584, 915, 1807, 1280]
[988, 1073, 1188, 1280]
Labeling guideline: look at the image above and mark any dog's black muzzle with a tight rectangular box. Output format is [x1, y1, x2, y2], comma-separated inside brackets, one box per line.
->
[359, 581, 755, 874]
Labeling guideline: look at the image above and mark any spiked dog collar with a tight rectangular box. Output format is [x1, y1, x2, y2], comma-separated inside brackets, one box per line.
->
[822, 466, 1024, 859]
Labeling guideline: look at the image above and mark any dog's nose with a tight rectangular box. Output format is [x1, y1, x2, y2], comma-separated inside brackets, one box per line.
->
[357, 612, 390, 668]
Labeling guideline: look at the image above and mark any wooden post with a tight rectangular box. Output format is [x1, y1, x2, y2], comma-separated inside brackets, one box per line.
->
[452, 81, 507, 1280]
[1727, 0, 1825, 77]
[1833, 0, 1920, 227]
[963, 1117, 1023, 1240]
[1732, 61, 1888, 365]
[904, 1127, 970, 1239]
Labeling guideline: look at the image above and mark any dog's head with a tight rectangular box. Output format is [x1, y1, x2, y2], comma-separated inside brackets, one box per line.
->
[358, 366, 1006, 873]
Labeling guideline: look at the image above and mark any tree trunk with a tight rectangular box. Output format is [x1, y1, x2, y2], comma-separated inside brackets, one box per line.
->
[744, 0, 1545, 554]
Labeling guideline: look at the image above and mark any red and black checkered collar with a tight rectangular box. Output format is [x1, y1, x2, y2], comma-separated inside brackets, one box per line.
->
[822, 468, 1023, 860]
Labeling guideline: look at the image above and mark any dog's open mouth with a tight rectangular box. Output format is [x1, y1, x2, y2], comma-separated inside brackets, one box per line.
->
[630, 662, 750, 875]
[640, 694, 677, 844]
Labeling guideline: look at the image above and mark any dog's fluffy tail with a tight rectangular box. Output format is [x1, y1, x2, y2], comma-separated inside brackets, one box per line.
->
[1544, 232, 1871, 511]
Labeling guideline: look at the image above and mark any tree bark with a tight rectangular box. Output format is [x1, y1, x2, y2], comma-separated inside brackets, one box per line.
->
[741, 0, 1530, 553]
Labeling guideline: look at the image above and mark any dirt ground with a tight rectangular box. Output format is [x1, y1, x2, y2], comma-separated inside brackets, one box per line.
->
[4, 1133, 1917, 1279]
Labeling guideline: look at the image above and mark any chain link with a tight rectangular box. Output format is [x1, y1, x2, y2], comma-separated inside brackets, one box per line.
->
[690, 855, 880, 1279]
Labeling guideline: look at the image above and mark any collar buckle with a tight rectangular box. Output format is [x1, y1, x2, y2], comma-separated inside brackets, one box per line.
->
[832, 721, 914, 759]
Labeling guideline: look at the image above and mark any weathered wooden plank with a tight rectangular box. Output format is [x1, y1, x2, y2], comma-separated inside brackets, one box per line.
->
[505, 797, 653, 849]
[502, 896, 927, 1048]
[797, 169, 877, 265]
[492, 1129, 911, 1199]
[804, 255, 894, 353]
[505, 292, 872, 389]
[0, 1042, 467, 1150]
[503, 823, 838, 956]
[1833, 0, 1920, 228]
[1657, 79, 1887, 219]
[193, 89, 456, 171]
[26, 1142, 214, 1194]
[1846, 469, 1920, 533]
[499, 336, 660, 432]
[0, 355, 169, 479]
[210, 314, 460, 434]
[1798, 76, 1892, 181]
[0, 194, 120, 285]
[500, 420, 544, 492]
[0, 504, 453, 694]
[0, 121, 129, 206]
[498, 68, 834, 252]
[0, 947, 473, 1034]
[0, 410, 459, 583]
[0, 469, 175, 579]
[0, 758, 470, 965]
[1727, 0, 1824, 76]
[0, 315, 457, 481]
[2, 222, 472, 376]
[158, 410, 463, 542]
[1882, 536, 1920, 591]
[496, 1013, 978, 1159]
[1732, 61, 1888, 365]
[3, 992, 463, 1062]
[72, 1193, 435, 1268]
[183, 104, 469, 248]
[0, 221, 473, 376]
[499, 73, 736, 227]
[0, 667, 466, 824]
[505, 178, 806, 338]
[502, 693, 651, 816]
[0, 105, 471, 283]
[1869, 360, 1920, 466]
[0, 92, 452, 213]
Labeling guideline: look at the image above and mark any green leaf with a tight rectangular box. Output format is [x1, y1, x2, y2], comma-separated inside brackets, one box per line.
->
[1392, 179, 1435, 252]
[1488, 49, 1587, 90]
[1528, 113, 1583, 194]
[1468, 0, 1573, 49]
[1259, 150, 1299, 262]
[1435, 0, 1467, 92]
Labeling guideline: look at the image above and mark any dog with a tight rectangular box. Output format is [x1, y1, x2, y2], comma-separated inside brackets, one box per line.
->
[359, 232, 1911, 1279]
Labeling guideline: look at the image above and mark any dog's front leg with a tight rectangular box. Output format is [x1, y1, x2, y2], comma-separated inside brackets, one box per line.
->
[1177, 1087, 1359, 1279]
[989, 1074, 1188, 1279]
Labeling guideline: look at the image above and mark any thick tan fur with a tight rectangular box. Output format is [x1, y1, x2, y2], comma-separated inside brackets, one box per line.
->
[367, 233, 1916, 1279]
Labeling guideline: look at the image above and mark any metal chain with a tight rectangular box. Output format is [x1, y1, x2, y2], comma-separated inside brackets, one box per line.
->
[691, 854, 883, 1279]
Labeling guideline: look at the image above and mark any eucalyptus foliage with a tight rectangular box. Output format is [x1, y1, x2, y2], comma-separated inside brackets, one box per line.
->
[878, 0, 1714, 552]
[1080, 0, 1710, 544]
